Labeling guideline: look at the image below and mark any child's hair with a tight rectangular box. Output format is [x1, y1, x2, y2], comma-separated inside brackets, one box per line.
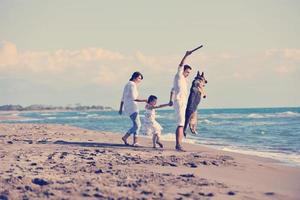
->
[147, 95, 157, 103]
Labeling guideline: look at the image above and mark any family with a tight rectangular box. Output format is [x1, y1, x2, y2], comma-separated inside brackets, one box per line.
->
[119, 49, 207, 151]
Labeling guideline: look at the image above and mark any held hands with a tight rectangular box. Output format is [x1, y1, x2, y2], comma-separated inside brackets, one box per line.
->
[168, 101, 173, 106]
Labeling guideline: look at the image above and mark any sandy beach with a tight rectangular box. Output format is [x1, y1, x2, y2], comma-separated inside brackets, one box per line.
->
[0, 123, 300, 200]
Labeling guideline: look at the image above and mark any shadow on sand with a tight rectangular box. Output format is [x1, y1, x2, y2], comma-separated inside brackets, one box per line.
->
[50, 140, 156, 151]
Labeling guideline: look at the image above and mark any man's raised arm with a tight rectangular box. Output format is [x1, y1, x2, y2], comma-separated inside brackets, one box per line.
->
[179, 51, 192, 66]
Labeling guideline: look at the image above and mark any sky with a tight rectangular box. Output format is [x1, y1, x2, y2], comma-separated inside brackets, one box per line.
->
[0, 0, 299, 109]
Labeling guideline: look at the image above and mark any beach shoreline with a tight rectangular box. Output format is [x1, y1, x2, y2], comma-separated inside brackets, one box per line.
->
[1, 123, 299, 199]
[2, 110, 299, 167]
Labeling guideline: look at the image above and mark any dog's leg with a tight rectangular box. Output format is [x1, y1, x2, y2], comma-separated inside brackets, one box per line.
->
[184, 109, 192, 137]
[189, 111, 198, 134]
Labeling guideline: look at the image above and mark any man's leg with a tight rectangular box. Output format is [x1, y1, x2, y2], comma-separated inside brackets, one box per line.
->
[176, 126, 185, 151]
[174, 101, 186, 151]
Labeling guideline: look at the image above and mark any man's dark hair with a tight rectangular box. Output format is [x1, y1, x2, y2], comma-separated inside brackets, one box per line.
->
[184, 64, 192, 71]
[147, 95, 157, 103]
[130, 71, 143, 81]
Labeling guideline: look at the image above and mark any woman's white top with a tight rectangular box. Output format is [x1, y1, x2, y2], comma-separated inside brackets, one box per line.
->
[121, 81, 138, 116]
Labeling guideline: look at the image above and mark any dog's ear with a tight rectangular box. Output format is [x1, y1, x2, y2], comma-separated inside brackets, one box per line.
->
[201, 72, 204, 77]
[197, 71, 201, 77]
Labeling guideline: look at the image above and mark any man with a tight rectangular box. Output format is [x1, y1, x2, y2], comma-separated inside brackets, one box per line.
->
[169, 51, 192, 151]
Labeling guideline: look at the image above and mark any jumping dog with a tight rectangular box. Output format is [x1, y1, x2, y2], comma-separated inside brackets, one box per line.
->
[184, 71, 207, 137]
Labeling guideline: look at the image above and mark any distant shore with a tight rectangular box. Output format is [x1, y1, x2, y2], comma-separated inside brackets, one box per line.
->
[0, 104, 114, 112]
[1, 123, 299, 199]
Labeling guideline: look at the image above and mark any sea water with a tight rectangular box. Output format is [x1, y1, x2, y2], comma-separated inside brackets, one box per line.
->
[2, 107, 300, 166]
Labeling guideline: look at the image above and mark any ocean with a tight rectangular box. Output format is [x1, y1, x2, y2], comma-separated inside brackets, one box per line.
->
[2, 107, 300, 166]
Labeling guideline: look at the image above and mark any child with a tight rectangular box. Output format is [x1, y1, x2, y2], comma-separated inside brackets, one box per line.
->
[143, 95, 171, 148]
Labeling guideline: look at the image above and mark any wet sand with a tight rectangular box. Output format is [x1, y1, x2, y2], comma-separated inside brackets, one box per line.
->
[0, 123, 299, 199]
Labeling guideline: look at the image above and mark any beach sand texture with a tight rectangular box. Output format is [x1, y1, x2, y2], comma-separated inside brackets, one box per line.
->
[1, 123, 300, 200]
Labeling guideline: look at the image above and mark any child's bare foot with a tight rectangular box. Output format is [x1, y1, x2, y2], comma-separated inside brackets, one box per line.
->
[132, 143, 141, 147]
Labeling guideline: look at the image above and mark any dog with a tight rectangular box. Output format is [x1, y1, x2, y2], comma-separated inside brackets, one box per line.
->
[184, 71, 207, 137]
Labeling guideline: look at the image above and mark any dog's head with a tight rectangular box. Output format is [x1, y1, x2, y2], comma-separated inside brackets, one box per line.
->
[192, 71, 207, 87]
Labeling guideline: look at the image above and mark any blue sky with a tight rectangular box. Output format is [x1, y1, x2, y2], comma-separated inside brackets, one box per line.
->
[0, 0, 299, 108]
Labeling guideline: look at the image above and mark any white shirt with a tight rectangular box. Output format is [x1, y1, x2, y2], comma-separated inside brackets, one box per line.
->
[121, 81, 138, 116]
[171, 65, 188, 104]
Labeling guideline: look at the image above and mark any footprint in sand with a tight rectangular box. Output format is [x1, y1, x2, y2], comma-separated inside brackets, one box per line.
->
[178, 192, 193, 197]
[265, 192, 275, 196]
[180, 174, 195, 178]
[32, 178, 50, 186]
[185, 162, 198, 168]
[199, 192, 214, 197]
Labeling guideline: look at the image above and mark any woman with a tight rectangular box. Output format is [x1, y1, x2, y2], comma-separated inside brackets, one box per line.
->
[119, 71, 147, 146]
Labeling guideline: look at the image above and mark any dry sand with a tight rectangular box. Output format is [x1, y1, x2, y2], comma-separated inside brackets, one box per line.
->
[0, 123, 299, 200]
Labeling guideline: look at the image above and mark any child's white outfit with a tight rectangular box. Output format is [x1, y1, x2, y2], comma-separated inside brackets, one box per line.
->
[143, 105, 163, 136]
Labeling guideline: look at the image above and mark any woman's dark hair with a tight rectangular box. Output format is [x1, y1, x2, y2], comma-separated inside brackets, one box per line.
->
[147, 95, 157, 103]
[130, 71, 143, 81]
[184, 64, 192, 71]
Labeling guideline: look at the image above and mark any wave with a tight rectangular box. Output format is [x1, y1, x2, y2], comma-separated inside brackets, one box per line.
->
[64, 116, 81, 119]
[247, 113, 264, 118]
[152, 114, 175, 120]
[160, 134, 300, 166]
[93, 116, 123, 120]
[40, 113, 56, 116]
[221, 147, 300, 166]
[158, 132, 197, 144]
[139, 133, 197, 144]
[204, 111, 300, 120]
[202, 119, 213, 124]
[277, 111, 300, 117]
[196, 119, 277, 127]
[16, 118, 44, 122]
[247, 111, 300, 119]
[78, 112, 88, 115]
[86, 114, 99, 118]
[46, 117, 57, 120]
[199, 119, 216, 125]
[208, 113, 244, 119]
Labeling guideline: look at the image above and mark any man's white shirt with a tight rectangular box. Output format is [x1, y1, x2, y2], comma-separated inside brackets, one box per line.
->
[172, 65, 188, 105]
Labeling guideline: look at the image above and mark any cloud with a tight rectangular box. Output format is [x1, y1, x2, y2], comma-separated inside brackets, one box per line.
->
[264, 48, 300, 75]
[1, 42, 299, 107]
[91, 66, 119, 85]
[1, 41, 299, 89]
[275, 65, 289, 74]
[0, 41, 18, 67]
[265, 48, 300, 61]
[219, 52, 236, 60]
[0, 41, 126, 73]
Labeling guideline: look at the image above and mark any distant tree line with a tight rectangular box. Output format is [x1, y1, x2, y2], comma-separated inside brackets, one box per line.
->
[0, 104, 113, 111]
